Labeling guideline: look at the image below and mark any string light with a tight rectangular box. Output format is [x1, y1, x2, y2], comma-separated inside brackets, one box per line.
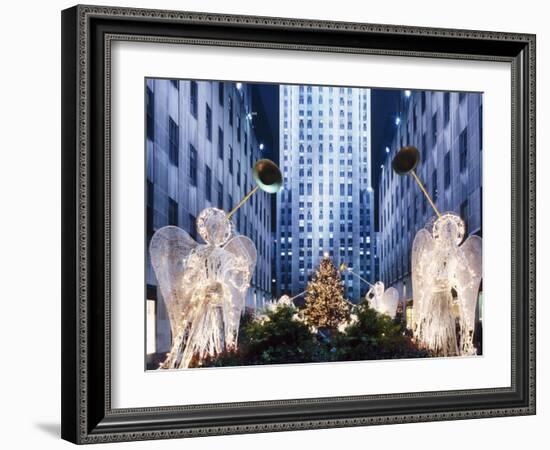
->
[411, 213, 482, 356]
[150, 207, 256, 369]
[303, 255, 350, 329]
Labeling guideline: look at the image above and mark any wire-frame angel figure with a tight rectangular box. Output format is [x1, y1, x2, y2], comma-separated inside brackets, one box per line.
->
[412, 213, 482, 356]
[365, 281, 400, 319]
[150, 208, 256, 369]
[393, 146, 482, 357]
[149, 159, 282, 369]
[338, 263, 399, 318]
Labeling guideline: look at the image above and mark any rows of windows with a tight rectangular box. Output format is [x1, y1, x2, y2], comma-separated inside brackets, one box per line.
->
[379, 91, 481, 285]
[278, 85, 372, 296]
[147, 80, 272, 300]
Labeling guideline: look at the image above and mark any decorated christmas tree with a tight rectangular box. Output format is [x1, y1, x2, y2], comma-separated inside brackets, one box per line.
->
[303, 256, 350, 330]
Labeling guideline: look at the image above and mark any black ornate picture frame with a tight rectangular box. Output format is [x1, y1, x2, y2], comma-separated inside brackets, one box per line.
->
[61, 4, 536, 444]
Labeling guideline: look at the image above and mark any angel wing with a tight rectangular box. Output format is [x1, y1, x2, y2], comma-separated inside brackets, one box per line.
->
[149, 226, 198, 338]
[380, 287, 399, 319]
[221, 236, 257, 346]
[365, 286, 377, 310]
[454, 235, 482, 353]
[223, 236, 257, 291]
[411, 229, 436, 335]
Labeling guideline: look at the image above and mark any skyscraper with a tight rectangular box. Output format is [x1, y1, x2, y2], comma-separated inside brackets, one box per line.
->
[378, 90, 483, 308]
[145, 79, 273, 362]
[276, 85, 375, 302]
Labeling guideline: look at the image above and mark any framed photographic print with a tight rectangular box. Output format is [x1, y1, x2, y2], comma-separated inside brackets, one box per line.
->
[61, 4, 536, 444]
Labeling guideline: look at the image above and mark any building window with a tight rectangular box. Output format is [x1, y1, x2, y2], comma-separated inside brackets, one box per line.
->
[432, 113, 437, 145]
[228, 96, 233, 126]
[168, 118, 179, 167]
[217, 181, 223, 209]
[146, 299, 156, 355]
[218, 82, 224, 106]
[444, 92, 450, 125]
[444, 151, 451, 189]
[406, 304, 413, 329]
[237, 161, 241, 187]
[421, 91, 426, 112]
[229, 145, 233, 174]
[189, 144, 197, 186]
[205, 165, 212, 201]
[459, 128, 468, 172]
[237, 117, 241, 142]
[218, 127, 223, 159]
[190, 81, 198, 118]
[146, 86, 154, 141]
[205, 103, 212, 141]
[432, 169, 438, 201]
[168, 198, 178, 225]
[189, 213, 197, 240]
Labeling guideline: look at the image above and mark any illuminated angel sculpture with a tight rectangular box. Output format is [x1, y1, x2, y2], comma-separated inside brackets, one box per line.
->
[150, 207, 256, 369]
[365, 282, 400, 319]
[339, 262, 399, 319]
[266, 294, 295, 310]
[391, 146, 483, 356]
[150, 159, 282, 369]
[411, 213, 482, 356]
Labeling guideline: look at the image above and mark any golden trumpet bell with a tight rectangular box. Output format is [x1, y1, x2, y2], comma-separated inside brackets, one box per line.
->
[253, 159, 283, 194]
[392, 146, 420, 175]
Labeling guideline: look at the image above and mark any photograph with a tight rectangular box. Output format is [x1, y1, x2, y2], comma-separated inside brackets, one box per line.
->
[56, 3, 536, 445]
[144, 79, 483, 370]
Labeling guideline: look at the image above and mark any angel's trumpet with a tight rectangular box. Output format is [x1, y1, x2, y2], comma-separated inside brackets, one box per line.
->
[339, 262, 374, 288]
[226, 159, 283, 219]
[391, 146, 441, 218]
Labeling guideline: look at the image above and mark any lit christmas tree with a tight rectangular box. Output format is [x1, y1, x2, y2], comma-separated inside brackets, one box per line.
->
[303, 255, 350, 330]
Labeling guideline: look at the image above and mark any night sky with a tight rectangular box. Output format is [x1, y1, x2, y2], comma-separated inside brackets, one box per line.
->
[251, 84, 279, 164]
[250, 84, 402, 232]
[370, 89, 401, 229]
